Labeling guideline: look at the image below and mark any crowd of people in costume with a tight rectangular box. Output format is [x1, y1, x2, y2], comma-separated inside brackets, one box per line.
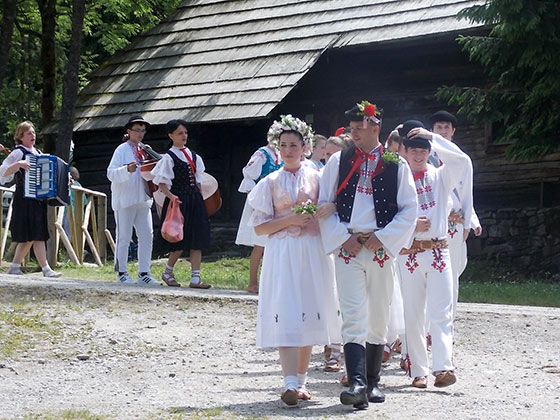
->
[236, 102, 481, 408]
[1, 100, 481, 410]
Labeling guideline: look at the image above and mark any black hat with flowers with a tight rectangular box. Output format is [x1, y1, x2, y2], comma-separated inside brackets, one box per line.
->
[428, 110, 457, 128]
[399, 120, 430, 150]
[345, 100, 383, 125]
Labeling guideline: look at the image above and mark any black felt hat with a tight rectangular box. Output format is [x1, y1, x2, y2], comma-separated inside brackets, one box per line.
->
[124, 115, 151, 130]
[428, 110, 457, 127]
[345, 102, 383, 124]
[399, 120, 430, 149]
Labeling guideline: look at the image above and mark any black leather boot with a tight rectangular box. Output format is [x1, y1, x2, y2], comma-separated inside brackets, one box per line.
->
[366, 342, 386, 403]
[340, 343, 368, 410]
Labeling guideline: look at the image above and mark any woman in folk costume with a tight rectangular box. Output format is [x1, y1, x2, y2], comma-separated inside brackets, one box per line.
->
[0, 121, 61, 278]
[150, 119, 211, 289]
[235, 136, 282, 293]
[247, 115, 342, 407]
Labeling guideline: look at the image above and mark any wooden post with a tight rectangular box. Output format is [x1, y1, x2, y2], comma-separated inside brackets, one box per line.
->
[73, 189, 85, 263]
[46, 206, 57, 267]
[98, 195, 107, 263]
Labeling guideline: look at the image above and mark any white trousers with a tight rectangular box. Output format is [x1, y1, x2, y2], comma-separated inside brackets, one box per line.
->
[447, 221, 467, 319]
[114, 203, 153, 273]
[335, 247, 394, 347]
[398, 248, 454, 378]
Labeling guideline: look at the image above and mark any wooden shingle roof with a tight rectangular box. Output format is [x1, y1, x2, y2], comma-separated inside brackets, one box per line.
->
[59, 0, 484, 132]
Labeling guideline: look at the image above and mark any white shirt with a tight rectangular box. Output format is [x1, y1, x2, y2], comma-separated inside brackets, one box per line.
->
[106, 141, 152, 211]
[150, 146, 205, 188]
[415, 134, 471, 240]
[430, 140, 481, 230]
[319, 146, 418, 257]
[238, 146, 280, 193]
[0, 145, 39, 185]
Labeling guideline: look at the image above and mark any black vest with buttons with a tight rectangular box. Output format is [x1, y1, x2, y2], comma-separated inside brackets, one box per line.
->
[336, 146, 399, 228]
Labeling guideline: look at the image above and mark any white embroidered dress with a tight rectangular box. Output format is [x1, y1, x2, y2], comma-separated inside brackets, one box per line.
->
[248, 166, 342, 348]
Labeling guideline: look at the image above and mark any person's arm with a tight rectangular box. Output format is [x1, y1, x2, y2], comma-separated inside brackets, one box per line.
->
[107, 146, 136, 184]
[238, 150, 266, 193]
[0, 149, 27, 183]
[151, 154, 175, 196]
[318, 151, 352, 254]
[254, 212, 312, 236]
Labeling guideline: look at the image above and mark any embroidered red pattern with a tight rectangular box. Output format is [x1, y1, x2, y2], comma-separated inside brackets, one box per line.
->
[448, 221, 458, 238]
[373, 248, 390, 268]
[405, 254, 418, 273]
[431, 248, 446, 273]
[338, 248, 354, 264]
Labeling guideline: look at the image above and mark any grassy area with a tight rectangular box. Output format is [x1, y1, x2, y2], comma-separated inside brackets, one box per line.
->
[458, 260, 560, 307]
[1, 256, 558, 307]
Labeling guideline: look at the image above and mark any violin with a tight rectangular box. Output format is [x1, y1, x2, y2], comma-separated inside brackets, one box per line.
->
[138, 142, 162, 195]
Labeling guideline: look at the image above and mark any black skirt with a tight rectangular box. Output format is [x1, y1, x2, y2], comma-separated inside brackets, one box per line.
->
[160, 189, 211, 252]
[9, 186, 49, 243]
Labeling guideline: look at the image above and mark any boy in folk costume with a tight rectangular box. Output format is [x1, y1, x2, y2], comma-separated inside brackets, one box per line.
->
[319, 101, 417, 409]
[428, 110, 482, 318]
[107, 116, 161, 286]
[397, 120, 471, 388]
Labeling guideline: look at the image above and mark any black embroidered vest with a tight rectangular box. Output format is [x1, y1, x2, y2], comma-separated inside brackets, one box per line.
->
[336, 146, 399, 228]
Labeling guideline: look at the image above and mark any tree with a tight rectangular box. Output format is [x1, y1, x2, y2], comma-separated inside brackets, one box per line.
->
[55, 0, 85, 162]
[436, 0, 560, 159]
[0, 0, 18, 88]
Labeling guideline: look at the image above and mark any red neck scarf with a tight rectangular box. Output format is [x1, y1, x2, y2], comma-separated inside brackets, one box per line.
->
[413, 169, 427, 182]
[336, 145, 384, 195]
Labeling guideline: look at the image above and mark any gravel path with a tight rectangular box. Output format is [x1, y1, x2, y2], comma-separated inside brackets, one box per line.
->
[0, 274, 559, 420]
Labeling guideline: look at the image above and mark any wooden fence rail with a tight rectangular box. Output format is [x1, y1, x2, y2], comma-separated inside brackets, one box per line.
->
[0, 185, 113, 267]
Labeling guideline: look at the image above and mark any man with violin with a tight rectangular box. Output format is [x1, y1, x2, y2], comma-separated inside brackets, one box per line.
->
[106, 116, 161, 286]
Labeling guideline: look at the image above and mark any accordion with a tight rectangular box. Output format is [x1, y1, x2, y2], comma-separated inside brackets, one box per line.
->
[24, 154, 70, 206]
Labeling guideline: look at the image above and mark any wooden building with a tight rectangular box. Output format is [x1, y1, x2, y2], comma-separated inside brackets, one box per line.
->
[45, 0, 560, 270]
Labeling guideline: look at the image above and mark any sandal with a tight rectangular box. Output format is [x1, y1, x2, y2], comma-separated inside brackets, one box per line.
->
[324, 357, 342, 372]
[189, 281, 211, 289]
[162, 271, 181, 287]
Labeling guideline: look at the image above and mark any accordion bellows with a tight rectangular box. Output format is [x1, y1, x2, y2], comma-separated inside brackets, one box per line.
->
[24, 154, 70, 206]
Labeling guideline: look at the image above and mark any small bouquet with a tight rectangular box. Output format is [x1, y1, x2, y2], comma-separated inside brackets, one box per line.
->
[382, 150, 401, 165]
[292, 199, 317, 215]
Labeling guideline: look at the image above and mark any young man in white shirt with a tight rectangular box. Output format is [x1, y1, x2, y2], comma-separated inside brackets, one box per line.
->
[107, 116, 160, 286]
[397, 120, 471, 388]
[428, 110, 482, 318]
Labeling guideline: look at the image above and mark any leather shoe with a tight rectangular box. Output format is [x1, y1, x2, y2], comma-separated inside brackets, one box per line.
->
[412, 376, 428, 388]
[281, 389, 298, 406]
[340, 386, 368, 410]
[297, 386, 312, 400]
[367, 384, 385, 403]
[434, 370, 456, 388]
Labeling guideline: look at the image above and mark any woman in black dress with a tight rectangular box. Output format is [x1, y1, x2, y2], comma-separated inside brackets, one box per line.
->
[150, 119, 211, 288]
[0, 121, 60, 277]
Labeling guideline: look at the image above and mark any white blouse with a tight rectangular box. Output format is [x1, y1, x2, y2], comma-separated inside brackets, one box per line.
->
[238, 146, 280, 193]
[0, 145, 39, 185]
[150, 146, 205, 189]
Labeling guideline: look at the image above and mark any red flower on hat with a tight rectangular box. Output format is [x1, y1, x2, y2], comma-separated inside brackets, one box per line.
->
[364, 104, 376, 117]
[334, 127, 345, 136]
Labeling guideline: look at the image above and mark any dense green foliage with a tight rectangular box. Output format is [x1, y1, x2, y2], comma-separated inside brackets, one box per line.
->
[437, 0, 560, 159]
[0, 0, 182, 146]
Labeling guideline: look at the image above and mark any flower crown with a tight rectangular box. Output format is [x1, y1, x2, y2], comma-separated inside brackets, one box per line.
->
[357, 100, 381, 126]
[267, 114, 314, 148]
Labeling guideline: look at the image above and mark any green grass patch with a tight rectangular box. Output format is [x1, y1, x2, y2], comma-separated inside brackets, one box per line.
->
[29, 257, 252, 290]
[1, 409, 109, 420]
[0, 302, 63, 358]
[459, 260, 560, 307]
